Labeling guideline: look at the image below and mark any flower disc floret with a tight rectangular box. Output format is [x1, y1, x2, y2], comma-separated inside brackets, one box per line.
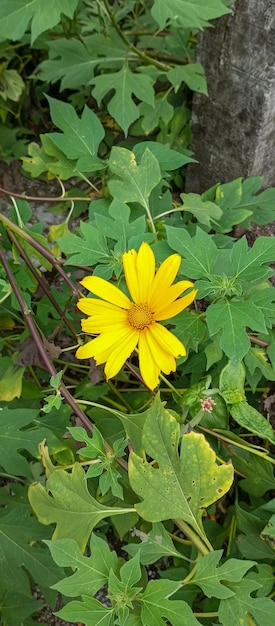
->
[76, 242, 197, 390]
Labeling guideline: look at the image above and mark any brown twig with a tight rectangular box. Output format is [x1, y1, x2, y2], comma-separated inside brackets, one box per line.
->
[8, 231, 79, 340]
[0, 247, 128, 472]
[0, 185, 92, 203]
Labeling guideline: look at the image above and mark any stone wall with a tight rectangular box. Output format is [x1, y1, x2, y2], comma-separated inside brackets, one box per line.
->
[185, 0, 275, 193]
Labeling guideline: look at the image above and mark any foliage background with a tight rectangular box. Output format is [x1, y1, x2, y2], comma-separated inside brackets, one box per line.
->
[0, 1, 275, 625]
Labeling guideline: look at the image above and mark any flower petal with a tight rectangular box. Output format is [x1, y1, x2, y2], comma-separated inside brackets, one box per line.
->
[154, 280, 194, 315]
[155, 289, 197, 320]
[136, 242, 155, 302]
[146, 327, 176, 375]
[80, 276, 130, 309]
[104, 329, 139, 380]
[122, 248, 139, 302]
[77, 297, 125, 317]
[76, 326, 131, 362]
[149, 323, 186, 358]
[149, 254, 181, 309]
[138, 331, 161, 390]
[81, 313, 128, 334]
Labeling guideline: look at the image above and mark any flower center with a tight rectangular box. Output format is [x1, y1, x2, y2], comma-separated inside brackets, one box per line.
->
[128, 303, 154, 330]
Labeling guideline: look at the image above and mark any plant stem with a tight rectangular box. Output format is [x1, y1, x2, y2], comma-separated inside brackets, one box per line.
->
[8, 231, 78, 340]
[0, 212, 80, 295]
[0, 248, 128, 472]
[0, 185, 92, 202]
[101, 0, 171, 71]
[173, 519, 213, 555]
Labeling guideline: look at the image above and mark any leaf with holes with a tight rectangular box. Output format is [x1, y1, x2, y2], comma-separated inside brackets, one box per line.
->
[128, 396, 233, 540]
[108, 147, 161, 212]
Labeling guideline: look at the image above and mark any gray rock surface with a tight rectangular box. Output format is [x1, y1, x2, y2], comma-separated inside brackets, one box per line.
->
[186, 0, 275, 193]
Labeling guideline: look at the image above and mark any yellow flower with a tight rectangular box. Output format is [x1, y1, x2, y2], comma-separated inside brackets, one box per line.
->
[76, 242, 197, 390]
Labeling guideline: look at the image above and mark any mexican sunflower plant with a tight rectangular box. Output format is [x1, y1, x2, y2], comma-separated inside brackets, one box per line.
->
[76, 242, 197, 389]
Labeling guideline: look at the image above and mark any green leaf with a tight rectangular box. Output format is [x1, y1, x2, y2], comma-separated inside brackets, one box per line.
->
[28, 463, 134, 551]
[190, 550, 255, 599]
[133, 141, 194, 172]
[236, 177, 275, 228]
[249, 289, 275, 327]
[247, 564, 275, 598]
[0, 0, 79, 43]
[179, 193, 223, 228]
[45, 535, 117, 597]
[231, 236, 275, 284]
[108, 147, 161, 211]
[39, 30, 133, 89]
[0, 407, 46, 477]
[168, 63, 208, 95]
[230, 402, 275, 445]
[125, 522, 186, 565]
[206, 300, 267, 360]
[139, 95, 174, 133]
[0, 504, 62, 596]
[129, 397, 233, 539]
[46, 96, 105, 172]
[170, 311, 207, 352]
[219, 578, 275, 626]
[0, 590, 39, 626]
[58, 221, 109, 266]
[166, 226, 218, 278]
[56, 596, 115, 626]
[140, 579, 201, 626]
[234, 455, 275, 497]
[152, 0, 232, 29]
[92, 63, 155, 135]
[94, 200, 147, 248]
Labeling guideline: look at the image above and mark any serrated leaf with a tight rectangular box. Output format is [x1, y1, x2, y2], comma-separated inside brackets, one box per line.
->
[190, 550, 255, 599]
[234, 455, 275, 497]
[94, 200, 147, 248]
[108, 147, 161, 211]
[219, 578, 275, 626]
[0, 407, 45, 477]
[166, 226, 218, 278]
[92, 63, 155, 135]
[46, 96, 105, 172]
[133, 141, 195, 171]
[152, 0, 232, 29]
[236, 177, 275, 228]
[129, 397, 233, 540]
[0, 505, 62, 596]
[179, 193, 223, 228]
[170, 310, 207, 352]
[28, 463, 134, 551]
[206, 300, 267, 360]
[45, 535, 117, 597]
[139, 95, 174, 133]
[56, 596, 115, 626]
[125, 522, 186, 565]
[230, 402, 275, 445]
[58, 221, 109, 266]
[0, 0, 79, 43]
[0, 590, 40, 626]
[39, 30, 133, 89]
[231, 236, 275, 283]
[140, 579, 201, 626]
[168, 63, 208, 95]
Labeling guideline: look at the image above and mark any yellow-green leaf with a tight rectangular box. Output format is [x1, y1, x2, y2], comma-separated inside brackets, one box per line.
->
[129, 397, 233, 538]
